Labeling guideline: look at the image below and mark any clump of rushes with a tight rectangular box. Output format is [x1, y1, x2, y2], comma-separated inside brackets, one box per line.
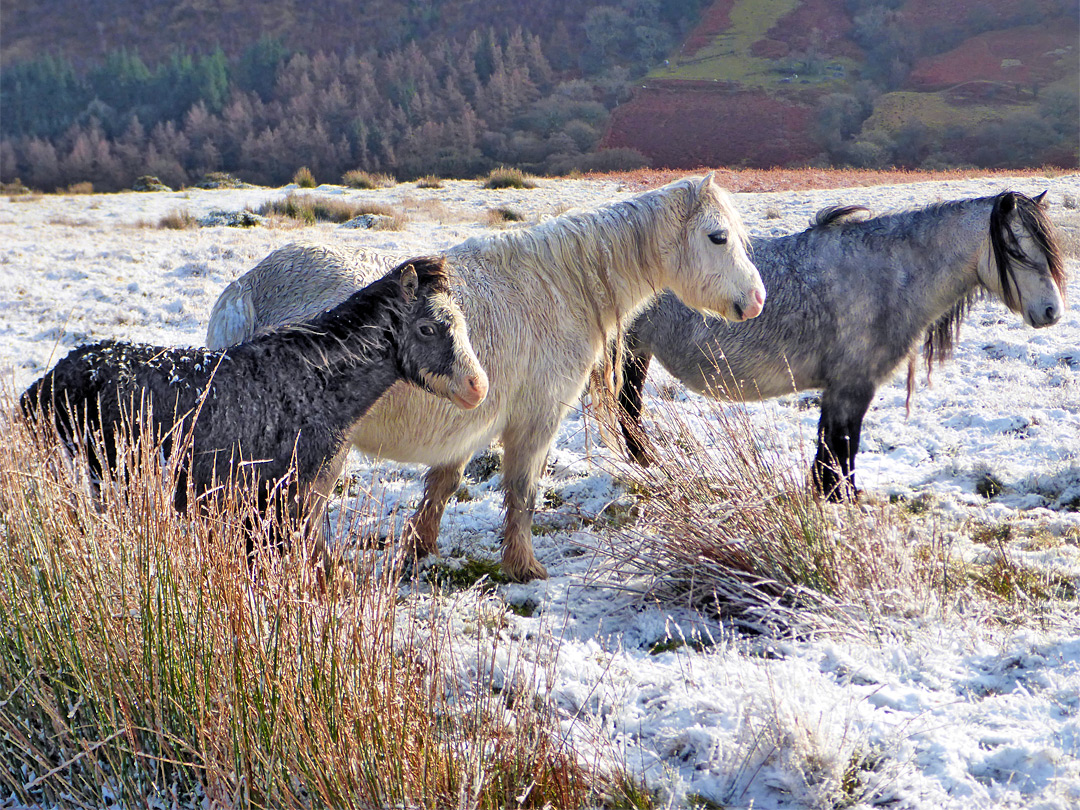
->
[158, 208, 198, 229]
[485, 206, 525, 226]
[599, 395, 925, 636]
[342, 169, 395, 189]
[416, 175, 444, 189]
[0, 389, 627, 809]
[482, 166, 536, 189]
[293, 165, 317, 188]
[258, 192, 397, 225]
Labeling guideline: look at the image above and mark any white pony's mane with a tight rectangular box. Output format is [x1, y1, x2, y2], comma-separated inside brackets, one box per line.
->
[450, 175, 743, 421]
[450, 176, 742, 324]
[461, 174, 747, 259]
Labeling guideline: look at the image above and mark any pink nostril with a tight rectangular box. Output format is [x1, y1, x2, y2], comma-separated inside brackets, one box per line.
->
[469, 375, 489, 400]
[740, 287, 765, 320]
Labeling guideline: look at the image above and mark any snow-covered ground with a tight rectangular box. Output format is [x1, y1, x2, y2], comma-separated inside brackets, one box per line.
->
[2, 173, 1079, 808]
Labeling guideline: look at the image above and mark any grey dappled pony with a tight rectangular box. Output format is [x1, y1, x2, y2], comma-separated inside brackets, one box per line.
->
[619, 190, 1066, 499]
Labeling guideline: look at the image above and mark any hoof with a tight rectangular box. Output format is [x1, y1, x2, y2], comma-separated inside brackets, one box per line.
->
[402, 519, 440, 558]
[502, 555, 548, 583]
[621, 428, 656, 467]
[819, 482, 859, 503]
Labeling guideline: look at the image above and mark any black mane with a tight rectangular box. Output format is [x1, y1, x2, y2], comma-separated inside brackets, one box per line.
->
[918, 191, 1065, 393]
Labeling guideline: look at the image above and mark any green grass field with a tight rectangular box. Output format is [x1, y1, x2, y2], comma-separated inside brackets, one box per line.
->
[648, 0, 855, 92]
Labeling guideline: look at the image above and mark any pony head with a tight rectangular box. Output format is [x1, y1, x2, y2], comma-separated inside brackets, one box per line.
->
[978, 190, 1066, 328]
[394, 257, 489, 410]
[667, 173, 766, 322]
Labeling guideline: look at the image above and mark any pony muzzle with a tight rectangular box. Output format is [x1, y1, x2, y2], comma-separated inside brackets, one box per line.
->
[724, 286, 766, 322]
[740, 287, 766, 320]
[1026, 299, 1063, 328]
[423, 365, 488, 410]
[451, 372, 489, 409]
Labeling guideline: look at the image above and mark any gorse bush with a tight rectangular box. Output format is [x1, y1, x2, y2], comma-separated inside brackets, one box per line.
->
[0, 393, 616, 808]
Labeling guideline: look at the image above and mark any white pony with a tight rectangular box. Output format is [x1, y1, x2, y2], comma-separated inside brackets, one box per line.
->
[206, 173, 766, 581]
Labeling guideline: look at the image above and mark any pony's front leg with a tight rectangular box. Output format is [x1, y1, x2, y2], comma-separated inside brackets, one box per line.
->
[307, 446, 350, 573]
[813, 383, 874, 501]
[408, 461, 467, 558]
[498, 419, 554, 582]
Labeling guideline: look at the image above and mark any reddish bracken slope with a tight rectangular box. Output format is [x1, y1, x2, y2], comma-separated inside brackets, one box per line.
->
[599, 0, 1076, 169]
[908, 23, 1078, 92]
[601, 83, 818, 169]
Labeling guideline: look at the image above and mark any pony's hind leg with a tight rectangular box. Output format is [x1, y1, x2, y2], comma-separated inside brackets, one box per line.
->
[408, 461, 467, 558]
[813, 382, 874, 501]
[618, 347, 656, 466]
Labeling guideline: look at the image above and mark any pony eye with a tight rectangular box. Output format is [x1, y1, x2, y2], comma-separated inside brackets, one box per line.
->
[418, 323, 437, 338]
[708, 230, 728, 245]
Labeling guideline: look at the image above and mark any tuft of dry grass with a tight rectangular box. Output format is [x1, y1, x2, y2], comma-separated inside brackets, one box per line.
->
[59, 181, 94, 194]
[1, 177, 34, 195]
[258, 192, 400, 225]
[482, 167, 537, 190]
[368, 208, 408, 230]
[396, 194, 477, 226]
[0, 391, 616, 809]
[157, 208, 198, 229]
[594, 369, 1080, 639]
[595, 394, 929, 636]
[415, 175, 444, 189]
[342, 169, 395, 189]
[292, 165, 317, 188]
[485, 206, 525, 226]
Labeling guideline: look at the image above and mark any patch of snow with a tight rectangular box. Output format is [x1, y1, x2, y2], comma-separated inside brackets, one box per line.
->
[3, 173, 1079, 808]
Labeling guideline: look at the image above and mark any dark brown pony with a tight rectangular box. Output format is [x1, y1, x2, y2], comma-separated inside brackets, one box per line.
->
[22, 257, 488, 551]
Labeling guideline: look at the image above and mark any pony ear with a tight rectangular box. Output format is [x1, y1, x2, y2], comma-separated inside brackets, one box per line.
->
[697, 172, 716, 195]
[400, 264, 418, 302]
[1034, 190, 1048, 206]
[998, 191, 1016, 215]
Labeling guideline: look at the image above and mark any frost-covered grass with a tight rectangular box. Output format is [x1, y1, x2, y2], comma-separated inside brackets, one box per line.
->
[599, 397, 930, 638]
[1, 172, 1078, 808]
[0, 404, 622, 809]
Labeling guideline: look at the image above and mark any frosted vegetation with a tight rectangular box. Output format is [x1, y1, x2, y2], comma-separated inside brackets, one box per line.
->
[1, 171, 1078, 808]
